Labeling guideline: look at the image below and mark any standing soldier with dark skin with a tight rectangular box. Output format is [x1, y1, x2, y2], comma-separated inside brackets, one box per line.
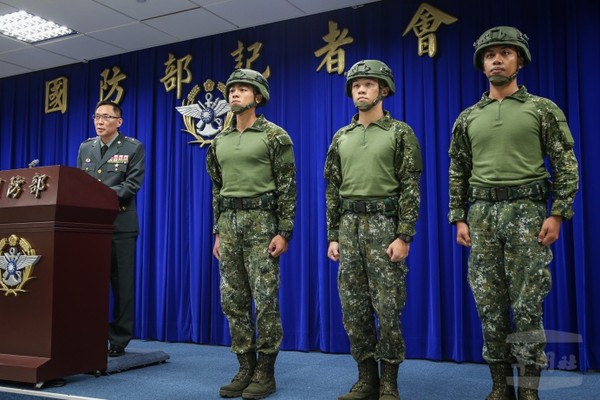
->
[206, 69, 296, 400]
[325, 60, 422, 400]
[449, 27, 579, 400]
[78, 100, 145, 357]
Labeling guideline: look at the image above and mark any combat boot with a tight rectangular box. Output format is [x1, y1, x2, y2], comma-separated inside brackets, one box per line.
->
[486, 363, 516, 400]
[338, 357, 379, 400]
[518, 365, 541, 400]
[379, 361, 400, 400]
[219, 352, 257, 398]
[241, 352, 277, 399]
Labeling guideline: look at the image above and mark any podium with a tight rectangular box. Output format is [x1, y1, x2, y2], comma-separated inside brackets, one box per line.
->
[0, 165, 118, 385]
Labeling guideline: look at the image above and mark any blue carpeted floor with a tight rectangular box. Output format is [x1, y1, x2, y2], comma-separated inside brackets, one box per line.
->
[0, 340, 598, 399]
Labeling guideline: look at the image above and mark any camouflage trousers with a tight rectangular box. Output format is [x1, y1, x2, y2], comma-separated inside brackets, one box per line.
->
[467, 199, 553, 368]
[338, 212, 408, 364]
[218, 208, 282, 355]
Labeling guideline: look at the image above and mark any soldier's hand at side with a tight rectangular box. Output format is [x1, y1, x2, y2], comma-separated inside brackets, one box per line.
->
[456, 221, 472, 247]
[387, 238, 409, 262]
[268, 235, 289, 258]
[213, 234, 221, 260]
[327, 241, 340, 262]
[538, 215, 562, 246]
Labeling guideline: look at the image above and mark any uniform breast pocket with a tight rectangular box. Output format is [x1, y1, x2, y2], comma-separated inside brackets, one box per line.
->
[108, 163, 126, 175]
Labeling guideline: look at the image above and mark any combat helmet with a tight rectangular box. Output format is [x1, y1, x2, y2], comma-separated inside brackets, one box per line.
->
[345, 60, 395, 97]
[225, 69, 270, 106]
[473, 26, 531, 70]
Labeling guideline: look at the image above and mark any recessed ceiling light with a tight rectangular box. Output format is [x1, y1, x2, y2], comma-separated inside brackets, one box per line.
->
[0, 10, 76, 43]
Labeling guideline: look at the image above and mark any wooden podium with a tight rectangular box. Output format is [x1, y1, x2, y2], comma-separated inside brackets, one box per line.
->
[0, 165, 118, 386]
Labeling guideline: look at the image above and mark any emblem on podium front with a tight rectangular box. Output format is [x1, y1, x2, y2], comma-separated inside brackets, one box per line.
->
[0, 235, 42, 296]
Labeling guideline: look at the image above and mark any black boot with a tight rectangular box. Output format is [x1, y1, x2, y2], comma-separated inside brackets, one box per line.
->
[338, 357, 379, 400]
[518, 365, 541, 400]
[379, 361, 400, 400]
[242, 353, 277, 399]
[486, 363, 516, 400]
[219, 352, 257, 398]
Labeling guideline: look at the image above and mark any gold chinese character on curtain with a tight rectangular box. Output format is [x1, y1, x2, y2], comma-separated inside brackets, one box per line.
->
[403, 2, 457, 58]
[100, 66, 127, 104]
[314, 20, 354, 75]
[231, 41, 271, 79]
[44, 77, 68, 114]
[160, 53, 193, 99]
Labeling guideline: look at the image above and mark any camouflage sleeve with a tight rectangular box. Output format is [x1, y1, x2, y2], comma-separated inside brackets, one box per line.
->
[324, 132, 343, 241]
[541, 102, 579, 219]
[448, 110, 473, 223]
[269, 131, 297, 233]
[206, 140, 223, 234]
[394, 125, 422, 237]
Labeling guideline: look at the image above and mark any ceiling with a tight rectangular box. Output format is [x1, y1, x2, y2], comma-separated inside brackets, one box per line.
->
[0, 0, 381, 79]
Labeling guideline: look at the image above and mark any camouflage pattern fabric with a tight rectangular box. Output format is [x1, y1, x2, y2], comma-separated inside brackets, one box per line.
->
[206, 114, 296, 235]
[218, 208, 282, 355]
[206, 114, 296, 356]
[325, 111, 420, 365]
[449, 86, 579, 223]
[337, 212, 408, 363]
[467, 199, 552, 368]
[325, 112, 422, 241]
[448, 86, 579, 368]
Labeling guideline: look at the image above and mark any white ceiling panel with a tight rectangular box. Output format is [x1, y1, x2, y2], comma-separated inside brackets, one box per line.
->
[87, 23, 178, 52]
[95, 0, 202, 21]
[0, 59, 29, 75]
[0, 0, 383, 79]
[0, 35, 27, 53]
[142, 7, 236, 40]
[38, 34, 125, 62]
[288, 0, 379, 14]
[0, 46, 78, 70]
[0, 2, 16, 14]
[203, 0, 303, 28]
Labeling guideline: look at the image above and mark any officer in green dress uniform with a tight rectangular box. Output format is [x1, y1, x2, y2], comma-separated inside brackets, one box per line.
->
[77, 100, 145, 357]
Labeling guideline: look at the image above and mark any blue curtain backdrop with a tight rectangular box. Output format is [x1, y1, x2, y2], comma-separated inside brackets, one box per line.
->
[1, 0, 598, 371]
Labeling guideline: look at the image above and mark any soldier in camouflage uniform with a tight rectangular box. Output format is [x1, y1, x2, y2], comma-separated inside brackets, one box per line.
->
[324, 60, 422, 400]
[448, 27, 579, 400]
[206, 69, 296, 399]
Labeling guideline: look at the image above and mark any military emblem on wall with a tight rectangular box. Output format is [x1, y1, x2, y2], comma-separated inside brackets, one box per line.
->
[176, 79, 231, 147]
[0, 235, 42, 296]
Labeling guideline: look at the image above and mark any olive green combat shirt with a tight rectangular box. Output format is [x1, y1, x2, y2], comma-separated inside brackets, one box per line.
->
[449, 85, 579, 223]
[206, 115, 296, 235]
[324, 112, 422, 241]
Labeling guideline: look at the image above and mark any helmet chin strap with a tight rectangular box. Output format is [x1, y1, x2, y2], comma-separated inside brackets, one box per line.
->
[489, 66, 520, 87]
[355, 91, 383, 111]
[231, 101, 258, 114]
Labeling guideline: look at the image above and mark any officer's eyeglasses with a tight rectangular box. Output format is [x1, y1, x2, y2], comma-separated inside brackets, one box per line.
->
[92, 114, 120, 121]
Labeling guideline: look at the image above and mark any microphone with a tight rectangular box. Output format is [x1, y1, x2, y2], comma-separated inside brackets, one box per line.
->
[28, 159, 40, 168]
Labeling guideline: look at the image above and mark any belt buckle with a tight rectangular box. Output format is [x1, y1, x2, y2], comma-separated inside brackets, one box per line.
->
[494, 187, 508, 201]
[355, 201, 367, 213]
[233, 198, 244, 209]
